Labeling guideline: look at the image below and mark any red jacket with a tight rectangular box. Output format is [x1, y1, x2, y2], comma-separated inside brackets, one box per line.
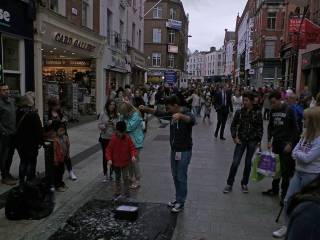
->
[106, 133, 137, 167]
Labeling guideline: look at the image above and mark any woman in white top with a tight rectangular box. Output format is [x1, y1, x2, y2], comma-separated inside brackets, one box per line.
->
[232, 90, 243, 113]
[188, 90, 201, 117]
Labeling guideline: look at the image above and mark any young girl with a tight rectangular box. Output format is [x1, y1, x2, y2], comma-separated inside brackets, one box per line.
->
[46, 98, 77, 181]
[106, 121, 137, 199]
[98, 100, 119, 182]
[273, 107, 320, 238]
[52, 123, 70, 192]
[118, 102, 144, 189]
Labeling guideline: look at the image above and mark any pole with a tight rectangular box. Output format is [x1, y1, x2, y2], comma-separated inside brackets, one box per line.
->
[144, 0, 163, 17]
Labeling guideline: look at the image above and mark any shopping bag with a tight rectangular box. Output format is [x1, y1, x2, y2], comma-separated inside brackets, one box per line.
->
[251, 151, 265, 182]
[257, 151, 277, 177]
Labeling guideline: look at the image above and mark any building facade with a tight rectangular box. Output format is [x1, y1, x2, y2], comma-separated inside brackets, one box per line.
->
[186, 51, 206, 82]
[0, 0, 36, 97]
[251, 0, 285, 88]
[144, 0, 189, 85]
[223, 29, 235, 81]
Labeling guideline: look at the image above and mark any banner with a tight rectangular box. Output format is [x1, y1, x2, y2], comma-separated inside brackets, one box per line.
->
[289, 17, 320, 49]
[164, 71, 177, 84]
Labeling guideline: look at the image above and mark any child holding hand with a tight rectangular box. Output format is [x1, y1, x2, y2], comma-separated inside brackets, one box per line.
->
[106, 121, 137, 199]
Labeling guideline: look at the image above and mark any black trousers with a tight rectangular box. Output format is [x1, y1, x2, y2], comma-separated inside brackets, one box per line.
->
[271, 142, 295, 199]
[54, 162, 65, 188]
[215, 109, 229, 138]
[0, 134, 15, 179]
[99, 138, 113, 176]
[17, 147, 38, 183]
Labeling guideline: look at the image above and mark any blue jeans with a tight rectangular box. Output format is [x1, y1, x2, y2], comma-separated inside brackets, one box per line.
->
[284, 171, 319, 223]
[227, 141, 257, 186]
[171, 150, 192, 205]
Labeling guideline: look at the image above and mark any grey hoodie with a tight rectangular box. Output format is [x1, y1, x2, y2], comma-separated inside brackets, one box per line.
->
[0, 97, 16, 135]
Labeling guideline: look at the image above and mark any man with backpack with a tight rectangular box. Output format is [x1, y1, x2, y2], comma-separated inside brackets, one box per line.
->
[262, 91, 300, 205]
[223, 91, 263, 194]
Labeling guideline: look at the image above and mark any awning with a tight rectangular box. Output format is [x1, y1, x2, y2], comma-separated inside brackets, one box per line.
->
[133, 64, 147, 72]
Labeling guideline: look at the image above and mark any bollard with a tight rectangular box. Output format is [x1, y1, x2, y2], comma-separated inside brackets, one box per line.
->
[44, 140, 55, 190]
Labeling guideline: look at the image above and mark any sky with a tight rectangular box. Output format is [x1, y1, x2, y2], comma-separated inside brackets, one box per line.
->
[182, 0, 247, 52]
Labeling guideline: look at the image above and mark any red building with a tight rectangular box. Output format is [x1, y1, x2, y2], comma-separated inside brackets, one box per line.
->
[251, 0, 285, 88]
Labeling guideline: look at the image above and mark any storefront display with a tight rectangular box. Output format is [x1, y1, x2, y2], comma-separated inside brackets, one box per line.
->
[42, 58, 96, 121]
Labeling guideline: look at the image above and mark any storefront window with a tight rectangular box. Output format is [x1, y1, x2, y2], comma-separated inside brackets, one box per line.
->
[3, 73, 20, 96]
[3, 37, 20, 71]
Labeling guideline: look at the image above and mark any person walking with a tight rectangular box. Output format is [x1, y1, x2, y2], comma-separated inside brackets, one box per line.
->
[188, 90, 201, 118]
[273, 107, 320, 238]
[232, 89, 243, 114]
[140, 95, 196, 213]
[98, 100, 119, 182]
[118, 102, 144, 189]
[223, 92, 263, 194]
[214, 85, 233, 140]
[263, 91, 271, 120]
[16, 95, 43, 185]
[46, 98, 77, 180]
[262, 91, 300, 204]
[0, 84, 17, 185]
[106, 121, 137, 200]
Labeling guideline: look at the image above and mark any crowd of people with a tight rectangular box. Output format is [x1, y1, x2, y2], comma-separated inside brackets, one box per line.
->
[2, 80, 320, 238]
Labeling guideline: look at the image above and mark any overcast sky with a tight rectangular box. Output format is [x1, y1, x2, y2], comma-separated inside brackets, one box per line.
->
[182, 0, 247, 52]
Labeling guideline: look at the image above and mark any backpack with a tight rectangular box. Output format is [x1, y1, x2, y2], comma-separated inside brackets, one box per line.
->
[5, 178, 54, 220]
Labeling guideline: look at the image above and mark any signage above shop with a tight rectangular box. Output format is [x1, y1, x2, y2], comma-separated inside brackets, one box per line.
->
[166, 19, 182, 31]
[54, 33, 96, 52]
[0, 1, 34, 39]
[164, 71, 177, 84]
[44, 59, 92, 67]
[168, 45, 179, 53]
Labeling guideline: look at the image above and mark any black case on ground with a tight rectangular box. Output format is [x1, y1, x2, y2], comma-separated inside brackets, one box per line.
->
[114, 205, 139, 221]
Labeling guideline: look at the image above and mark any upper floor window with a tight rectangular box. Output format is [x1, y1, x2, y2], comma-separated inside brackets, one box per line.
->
[168, 54, 175, 68]
[265, 40, 275, 58]
[82, 0, 89, 27]
[267, 12, 277, 30]
[168, 30, 175, 44]
[153, 6, 162, 19]
[153, 28, 161, 43]
[49, 0, 59, 12]
[170, 8, 177, 20]
[152, 53, 161, 67]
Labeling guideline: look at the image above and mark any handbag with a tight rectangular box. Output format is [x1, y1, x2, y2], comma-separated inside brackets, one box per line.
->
[257, 150, 280, 177]
[251, 150, 265, 182]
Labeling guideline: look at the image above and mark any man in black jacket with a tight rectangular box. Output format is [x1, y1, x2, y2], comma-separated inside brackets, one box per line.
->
[262, 91, 299, 204]
[223, 92, 263, 194]
[214, 84, 233, 140]
[140, 95, 195, 213]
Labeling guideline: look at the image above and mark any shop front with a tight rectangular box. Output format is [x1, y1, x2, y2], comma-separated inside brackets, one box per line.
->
[128, 47, 146, 87]
[0, 0, 36, 97]
[300, 48, 320, 95]
[34, 8, 105, 121]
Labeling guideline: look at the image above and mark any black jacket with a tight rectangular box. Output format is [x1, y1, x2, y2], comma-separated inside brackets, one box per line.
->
[267, 104, 299, 144]
[230, 108, 263, 143]
[15, 107, 43, 152]
[214, 90, 233, 113]
[155, 108, 195, 151]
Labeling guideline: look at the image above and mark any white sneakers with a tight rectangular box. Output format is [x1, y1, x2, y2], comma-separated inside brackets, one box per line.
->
[69, 171, 77, 181]
[273, 226, 287, 238]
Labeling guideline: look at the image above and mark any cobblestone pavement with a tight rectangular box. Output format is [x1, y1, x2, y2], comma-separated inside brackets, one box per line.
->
[0, 115, 282, 240]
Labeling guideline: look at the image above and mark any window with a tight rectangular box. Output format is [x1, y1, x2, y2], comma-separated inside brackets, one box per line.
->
[153, 6, 162, 19]
[138, 29, 142, 51]
[3, 36, 21, 94]
[170, 8, 176, 20]
[265, 41, 276, 58]
[82, 0, 89, 27]
[107, 9, 113, 44]
[49, 0, 59, 12]
[153, 28, 161, 43]
[168, 30, 175, 44]
[168, 54, 175, 68]
[132, 23, 136, 46]
[267, 12, 277, 30]
[152, 53, 161, 67]
[132, 0, 137, 9]
[120, 21, 124, 40]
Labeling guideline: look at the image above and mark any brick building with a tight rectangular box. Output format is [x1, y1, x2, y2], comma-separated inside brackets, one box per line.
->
[251, 0, 285, 88]
[144, 0, 189, 84]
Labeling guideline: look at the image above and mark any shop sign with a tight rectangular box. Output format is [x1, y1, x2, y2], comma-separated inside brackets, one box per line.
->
[166, 19, 182, 31]
[54, 33, 96, 52]
[168, 45, 179, 53]
[0, 1, 34, 39]
[44, 59, 91, 67]
[289, 17, 320, 49]
[164, 71, 177, 84]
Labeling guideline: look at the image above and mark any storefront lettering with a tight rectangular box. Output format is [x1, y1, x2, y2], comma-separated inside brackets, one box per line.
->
[54, 33, 96, 52]
[44, 59, 91, 67]
[0, 9, 10, 24]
